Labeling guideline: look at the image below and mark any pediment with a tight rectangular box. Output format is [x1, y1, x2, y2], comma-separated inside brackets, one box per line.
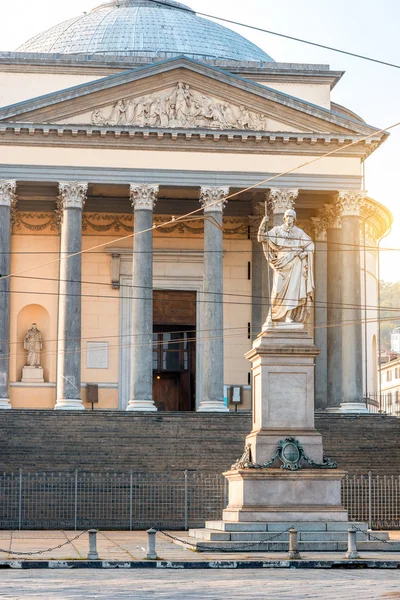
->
[0, 57, 381, 137]
[60, 81, 303, 133]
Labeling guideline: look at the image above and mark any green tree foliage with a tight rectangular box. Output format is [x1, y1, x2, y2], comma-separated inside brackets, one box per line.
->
[380, 281, 400, 351]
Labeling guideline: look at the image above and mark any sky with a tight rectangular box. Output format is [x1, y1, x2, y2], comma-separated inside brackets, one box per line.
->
[1, 0, 399, 280]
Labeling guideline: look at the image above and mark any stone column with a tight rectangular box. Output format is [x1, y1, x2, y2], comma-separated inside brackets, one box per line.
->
[0, 181, 17, 409]
[249, 201, 268, 338]
[311, 216, 328, 410]
[325, 204, 343, 411]
[198, 186, 229, 412]
[337, 191, 368, 413]
[55, 182, 87, 410]
[268, 188, 299, 227]
[126, 184, 159, 412]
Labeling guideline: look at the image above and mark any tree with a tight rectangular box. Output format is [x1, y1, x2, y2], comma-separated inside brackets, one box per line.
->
[380, 281, 400, 352]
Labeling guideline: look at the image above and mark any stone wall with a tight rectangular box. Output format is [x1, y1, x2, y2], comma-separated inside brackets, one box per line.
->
[1, 412, 400, 475]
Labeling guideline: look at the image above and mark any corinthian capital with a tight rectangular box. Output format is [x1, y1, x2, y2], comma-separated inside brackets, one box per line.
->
[200, 187, 230, 214]
[268, 188, 298, 214]
[59, 182, 88, 210]
[130, 184, 159, 211]
[320, 203, 342, 229]
[337, 190, 367, 217]
[0, 180, 17, 208]
[310, 217, 327, 242]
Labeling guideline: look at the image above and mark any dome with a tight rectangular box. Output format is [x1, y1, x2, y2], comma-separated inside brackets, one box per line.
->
[16, 0, 274, 63]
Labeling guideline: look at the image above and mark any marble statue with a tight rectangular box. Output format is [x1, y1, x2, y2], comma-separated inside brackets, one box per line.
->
[24, 323, 43, 367]
[91, 82, 271, 131]
[258, 209, 315, 326]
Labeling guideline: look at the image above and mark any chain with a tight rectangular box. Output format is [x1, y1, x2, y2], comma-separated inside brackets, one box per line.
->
[351, 525, 389, 544]
[156, 526, 294, 552]
[0, 530, 88, 556]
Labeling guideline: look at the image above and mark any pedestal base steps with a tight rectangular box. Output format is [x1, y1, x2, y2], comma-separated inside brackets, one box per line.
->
[188, 521, 400, 552]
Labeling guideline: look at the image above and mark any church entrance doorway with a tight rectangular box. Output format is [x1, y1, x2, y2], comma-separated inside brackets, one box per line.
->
[152, 291, 196, 411]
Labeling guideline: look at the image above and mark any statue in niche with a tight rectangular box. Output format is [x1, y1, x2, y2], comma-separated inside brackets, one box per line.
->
[24, 323, 43, 367]
[258, 209, 315, 327]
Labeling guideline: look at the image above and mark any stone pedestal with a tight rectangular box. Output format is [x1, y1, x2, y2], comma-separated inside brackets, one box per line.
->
[22, 366, 44, 383]
[223, 469, 348, 522]
[223, 329, 347, 523]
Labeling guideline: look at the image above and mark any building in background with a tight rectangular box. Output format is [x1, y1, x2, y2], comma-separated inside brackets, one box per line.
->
[0, 0, 392, 413]
[380, 358, 400, 416]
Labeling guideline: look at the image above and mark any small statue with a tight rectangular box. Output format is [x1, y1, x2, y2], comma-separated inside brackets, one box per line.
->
[258, 209, 315, 326]
[24, 323, 43, 367]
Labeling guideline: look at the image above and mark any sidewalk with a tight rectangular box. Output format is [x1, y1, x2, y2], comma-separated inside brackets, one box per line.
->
[1, 530, 400, 568]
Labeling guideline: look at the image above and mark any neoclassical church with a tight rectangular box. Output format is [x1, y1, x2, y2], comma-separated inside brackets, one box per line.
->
[0, 0, 392, 413]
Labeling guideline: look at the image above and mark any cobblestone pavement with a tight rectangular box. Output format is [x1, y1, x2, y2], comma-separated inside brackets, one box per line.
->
[1, 569, 400, 599]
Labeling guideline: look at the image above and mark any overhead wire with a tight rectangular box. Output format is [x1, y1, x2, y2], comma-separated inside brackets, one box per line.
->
[146, 0, 400, 70]
[1, 120, 399, 284]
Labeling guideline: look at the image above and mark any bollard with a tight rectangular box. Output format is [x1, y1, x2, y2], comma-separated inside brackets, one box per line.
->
[87, 529, 99, 560]
[288, 528, 301, 560]
[345, 527, 360, 559]
[146, 528, 158, 560]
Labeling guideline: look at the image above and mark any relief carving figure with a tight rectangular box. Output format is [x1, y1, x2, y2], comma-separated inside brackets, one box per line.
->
[91, 82, 272, 131]
[258, 209, 315, 326]
[24, 323, 43, 367]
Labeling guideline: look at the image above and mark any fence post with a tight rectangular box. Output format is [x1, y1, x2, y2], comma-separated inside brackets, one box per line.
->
[87, 529, 99, 560]
[18, 469, 23, 531]
[345, 527, 360, 559]
[74, 469, 78, 531]
[130, 471, 133, 532]
[184, 470, 188, 531]
[288, 528, 301, 560]
[146, 528, 157, 560]
[368, 471, 373, 538]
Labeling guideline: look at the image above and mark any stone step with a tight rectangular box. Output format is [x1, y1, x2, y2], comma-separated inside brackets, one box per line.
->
[190, 528, 388, 543]
[205, 521, 369, 532]
[191, 540, 400, 553]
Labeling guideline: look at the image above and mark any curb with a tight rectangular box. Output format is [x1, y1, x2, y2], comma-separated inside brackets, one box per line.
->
[1, 560, 400, 569]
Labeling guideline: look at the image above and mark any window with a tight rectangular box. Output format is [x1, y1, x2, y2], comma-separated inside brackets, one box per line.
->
[387, 371, 393, 382]
[387, 392, 392, 406]
[153, 332, 190, 373]
[395, 391, 399, 404]
[395, 367, 400, 379]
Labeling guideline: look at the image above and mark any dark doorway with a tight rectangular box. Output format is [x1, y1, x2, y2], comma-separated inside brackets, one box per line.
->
[152, 291, 196, 411]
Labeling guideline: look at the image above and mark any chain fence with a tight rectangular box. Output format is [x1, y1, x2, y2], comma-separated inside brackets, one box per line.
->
[0, 470, 399, 530]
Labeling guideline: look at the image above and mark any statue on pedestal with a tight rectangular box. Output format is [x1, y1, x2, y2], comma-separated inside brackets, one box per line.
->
[257, 209, 315, 326]
[24, 323, 43, 367]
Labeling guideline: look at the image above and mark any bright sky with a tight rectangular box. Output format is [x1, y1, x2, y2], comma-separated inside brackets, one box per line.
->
[1, 0, 399, 280]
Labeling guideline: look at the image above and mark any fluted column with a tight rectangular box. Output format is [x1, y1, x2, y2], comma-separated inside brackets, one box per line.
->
[55, 182, 87, 410]
[268, 188, 299, 227]
[324, 204, 344, 411]
[311, 216, 328, 410]
[198, 186, 229, 412]
[337, 191, 368, 413]
[126, 184, 159, 412]
[0, 181, 17, 409]
[249, 201, 269, 338]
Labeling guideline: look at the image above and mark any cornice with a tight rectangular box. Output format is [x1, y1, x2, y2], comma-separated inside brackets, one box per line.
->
[0, 124, 382, 158]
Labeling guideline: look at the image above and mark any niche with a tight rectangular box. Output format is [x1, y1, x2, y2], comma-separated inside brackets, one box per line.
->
[17, 304, 51, 383]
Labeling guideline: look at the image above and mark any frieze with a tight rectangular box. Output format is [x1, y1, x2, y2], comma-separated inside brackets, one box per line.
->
[11, 211, 249, 237]
[91, 82, 274, 131]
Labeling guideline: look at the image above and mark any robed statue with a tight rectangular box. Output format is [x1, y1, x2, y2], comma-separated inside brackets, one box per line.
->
[258, 209, 314, 327]
[24, 323, 43, 367]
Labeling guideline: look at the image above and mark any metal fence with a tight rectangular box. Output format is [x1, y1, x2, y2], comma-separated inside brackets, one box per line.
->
[1, 470, 399, 530]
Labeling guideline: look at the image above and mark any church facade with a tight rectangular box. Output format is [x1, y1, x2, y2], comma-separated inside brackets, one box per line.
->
[0, 0, 392, 413]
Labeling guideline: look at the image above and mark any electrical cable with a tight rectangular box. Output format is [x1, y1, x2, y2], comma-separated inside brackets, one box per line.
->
[146, 0, 400, 70]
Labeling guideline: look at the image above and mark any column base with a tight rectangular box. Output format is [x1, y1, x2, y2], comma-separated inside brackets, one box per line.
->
[325, 407, 340, 414]
[0, 398, 11, 409]
[126, 400, 157, 412]
[54, 398, 85, 411]
[339, 402, 369, 414]
[197, 400, 229, 412]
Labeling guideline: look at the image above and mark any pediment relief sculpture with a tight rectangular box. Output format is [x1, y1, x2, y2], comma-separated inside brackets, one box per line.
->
[91, 82, 274, 131]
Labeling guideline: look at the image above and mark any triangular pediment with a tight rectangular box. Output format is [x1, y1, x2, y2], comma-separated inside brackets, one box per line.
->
[0, 57, 381, 137]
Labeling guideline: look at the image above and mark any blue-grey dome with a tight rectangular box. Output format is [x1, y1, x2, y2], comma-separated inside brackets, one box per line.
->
[16, 0, 274, 63]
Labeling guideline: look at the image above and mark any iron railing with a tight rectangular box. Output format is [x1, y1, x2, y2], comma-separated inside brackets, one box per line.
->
[0, 470, 398, 530]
